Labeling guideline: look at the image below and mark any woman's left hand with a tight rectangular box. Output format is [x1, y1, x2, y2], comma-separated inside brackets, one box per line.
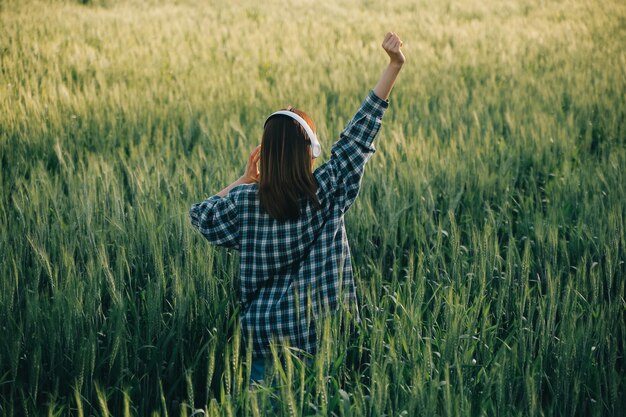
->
[240, 145, 261, 184]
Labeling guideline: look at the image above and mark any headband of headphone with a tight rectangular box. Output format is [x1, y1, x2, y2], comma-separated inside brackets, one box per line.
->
[264, 111, 321, 158]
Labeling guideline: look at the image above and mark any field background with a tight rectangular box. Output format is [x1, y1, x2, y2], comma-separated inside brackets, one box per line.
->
[1, 0, 625, 415]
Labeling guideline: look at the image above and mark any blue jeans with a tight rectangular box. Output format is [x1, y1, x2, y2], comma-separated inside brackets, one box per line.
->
[250, 357, 267, 383]
[250, 355, 313, 383]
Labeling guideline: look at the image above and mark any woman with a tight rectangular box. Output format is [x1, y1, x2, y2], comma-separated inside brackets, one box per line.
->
[190, 32, 405, 383]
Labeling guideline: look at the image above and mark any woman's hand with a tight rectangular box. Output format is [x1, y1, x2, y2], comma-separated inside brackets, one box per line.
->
[215, 145, 261, 196]
[239, 144, 261, 184]
[382, 32, 405, 67]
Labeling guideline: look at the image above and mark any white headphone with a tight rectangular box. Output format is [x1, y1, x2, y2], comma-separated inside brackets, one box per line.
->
[265, 110, 321, 158]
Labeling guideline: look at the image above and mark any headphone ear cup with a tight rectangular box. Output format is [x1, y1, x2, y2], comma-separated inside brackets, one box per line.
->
[311, 142, 321, 158]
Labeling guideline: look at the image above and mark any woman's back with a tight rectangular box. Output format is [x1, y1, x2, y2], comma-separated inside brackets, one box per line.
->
[190, 91, 389, 357]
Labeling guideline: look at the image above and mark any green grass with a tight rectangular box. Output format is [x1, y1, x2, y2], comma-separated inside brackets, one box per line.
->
[1, 0, 625, 415]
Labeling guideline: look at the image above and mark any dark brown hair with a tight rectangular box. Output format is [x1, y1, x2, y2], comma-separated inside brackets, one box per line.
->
[258, 108, 321, 220]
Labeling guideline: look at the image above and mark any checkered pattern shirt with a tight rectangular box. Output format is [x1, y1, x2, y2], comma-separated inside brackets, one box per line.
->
[190, 90, 389, 358]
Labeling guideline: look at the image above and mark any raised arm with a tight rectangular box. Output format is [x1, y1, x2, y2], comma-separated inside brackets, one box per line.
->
[373, 32, 406, 100]
[314, 32, 405, 212]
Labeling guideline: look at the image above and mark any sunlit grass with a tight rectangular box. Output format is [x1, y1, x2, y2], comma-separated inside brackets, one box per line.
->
[1, 0, 625, 415]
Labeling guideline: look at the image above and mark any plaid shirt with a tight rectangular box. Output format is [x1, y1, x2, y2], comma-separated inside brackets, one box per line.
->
[190, 90, 389, 358]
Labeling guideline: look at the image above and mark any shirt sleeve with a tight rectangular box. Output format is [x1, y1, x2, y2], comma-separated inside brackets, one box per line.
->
[189, 194, 240, 250]
[315, 90, 389, 212]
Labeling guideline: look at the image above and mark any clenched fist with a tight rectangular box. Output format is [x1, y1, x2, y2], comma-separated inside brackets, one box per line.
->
[382, 32, 405, 66]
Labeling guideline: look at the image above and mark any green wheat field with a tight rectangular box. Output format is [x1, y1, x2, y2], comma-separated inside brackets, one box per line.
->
[1, 0, 625, 415]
